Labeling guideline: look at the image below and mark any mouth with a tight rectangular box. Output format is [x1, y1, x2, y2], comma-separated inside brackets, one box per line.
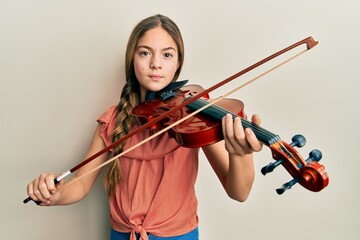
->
[149, 74, 163, 81]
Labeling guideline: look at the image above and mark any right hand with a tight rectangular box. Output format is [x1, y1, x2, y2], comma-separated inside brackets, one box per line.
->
[27, 173, 65, 206]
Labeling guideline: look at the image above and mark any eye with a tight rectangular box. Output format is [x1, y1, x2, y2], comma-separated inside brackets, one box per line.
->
[139, 51, 150, 57]
[164, 53, 173, 59]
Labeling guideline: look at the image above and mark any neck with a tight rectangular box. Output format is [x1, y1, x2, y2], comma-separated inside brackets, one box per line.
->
[186, 98, 280, 146]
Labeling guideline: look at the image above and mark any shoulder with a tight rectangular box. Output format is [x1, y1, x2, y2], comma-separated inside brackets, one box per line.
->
[97, 105, 117, 125]
[96, 105, 118, 148]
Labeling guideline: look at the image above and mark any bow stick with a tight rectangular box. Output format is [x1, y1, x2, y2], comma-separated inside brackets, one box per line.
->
[24, 36, 318, 204]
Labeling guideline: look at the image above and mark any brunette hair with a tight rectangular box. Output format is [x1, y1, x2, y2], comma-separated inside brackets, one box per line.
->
[104, 14, 185, 197]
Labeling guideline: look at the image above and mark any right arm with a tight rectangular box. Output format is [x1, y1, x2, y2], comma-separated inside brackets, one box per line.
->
[27, 124, 109, 206]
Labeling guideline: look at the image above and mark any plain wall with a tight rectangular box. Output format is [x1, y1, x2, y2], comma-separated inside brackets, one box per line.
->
[1, 0, 359, 239]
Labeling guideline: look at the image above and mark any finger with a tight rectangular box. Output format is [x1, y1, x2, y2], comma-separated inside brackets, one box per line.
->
[233, 117, 252, 154]
[27, 181, 38, 202]
[245, 128, 263, 152]
[222, 114, 236, 152]
[45, 174, 57, 194]
[37, 173, 52, 200]
[222, 114, 232, 139]
[223, 114, 243, 143]
[251, 114, 262, 126]
[233, 116, 246, 140]
[32, 177, 47, 202]
[224, 115, 252, 155]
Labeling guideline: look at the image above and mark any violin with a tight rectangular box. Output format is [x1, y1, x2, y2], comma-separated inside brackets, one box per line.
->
[132, 83, 329, 194]
[23, 36, 329, 204]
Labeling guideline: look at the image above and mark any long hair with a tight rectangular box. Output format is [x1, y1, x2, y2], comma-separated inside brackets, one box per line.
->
[104, 14, 185, 198]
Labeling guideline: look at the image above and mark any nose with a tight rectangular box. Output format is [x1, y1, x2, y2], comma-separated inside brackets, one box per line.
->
[150, 55, 162, 69]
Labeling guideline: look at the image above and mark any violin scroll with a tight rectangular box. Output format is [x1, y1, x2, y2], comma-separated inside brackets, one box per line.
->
[262, 135, 329, 195]
[261, 134, 306, 175]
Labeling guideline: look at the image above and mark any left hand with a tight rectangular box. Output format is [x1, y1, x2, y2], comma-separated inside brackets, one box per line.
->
[222, 113, 263, 156]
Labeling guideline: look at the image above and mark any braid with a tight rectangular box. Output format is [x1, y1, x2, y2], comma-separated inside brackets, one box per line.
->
[104, 81, 140, 198]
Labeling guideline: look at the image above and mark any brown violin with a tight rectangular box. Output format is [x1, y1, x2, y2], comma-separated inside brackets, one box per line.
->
[132, 83, 329, 194]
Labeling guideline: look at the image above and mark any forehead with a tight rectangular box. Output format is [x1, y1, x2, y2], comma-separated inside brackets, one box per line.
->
[137, 27, 177, 50]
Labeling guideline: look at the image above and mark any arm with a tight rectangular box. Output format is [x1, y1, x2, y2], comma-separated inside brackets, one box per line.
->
[27, 124, 109, 206]
[202, 114, 262, 202]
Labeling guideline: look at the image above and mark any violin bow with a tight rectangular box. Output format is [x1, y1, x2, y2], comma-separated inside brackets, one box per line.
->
[24, 37, 318, 204]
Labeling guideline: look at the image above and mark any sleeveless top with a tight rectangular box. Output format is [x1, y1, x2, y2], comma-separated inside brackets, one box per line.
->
[97, 106, 200, 240]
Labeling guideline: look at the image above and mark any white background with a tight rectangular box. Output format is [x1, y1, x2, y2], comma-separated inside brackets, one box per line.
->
[1, 0, 359, 239]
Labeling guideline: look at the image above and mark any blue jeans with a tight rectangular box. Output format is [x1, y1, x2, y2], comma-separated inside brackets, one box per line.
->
[110, 227, 199, 240]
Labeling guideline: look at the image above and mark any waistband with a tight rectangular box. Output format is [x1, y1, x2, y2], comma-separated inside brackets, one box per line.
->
[110, 227, 199, 240]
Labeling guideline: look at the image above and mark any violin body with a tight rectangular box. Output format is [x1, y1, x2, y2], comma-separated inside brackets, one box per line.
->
[132, 84, 244, 148]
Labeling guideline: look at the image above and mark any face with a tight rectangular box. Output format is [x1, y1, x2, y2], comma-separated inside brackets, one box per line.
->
[133, 27, 180, 100]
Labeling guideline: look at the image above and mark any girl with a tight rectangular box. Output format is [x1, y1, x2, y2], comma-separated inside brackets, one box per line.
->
[26, 14, 262, 240]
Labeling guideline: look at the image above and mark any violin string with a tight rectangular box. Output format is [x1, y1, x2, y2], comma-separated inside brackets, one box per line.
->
[61, 48, 309, 189]
[192, 99, 276, 142]
[196, 101, 279, 144]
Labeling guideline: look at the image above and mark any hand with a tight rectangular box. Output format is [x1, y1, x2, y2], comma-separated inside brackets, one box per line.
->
[27, 173, 65, 206]
[222, 113, 263, 156]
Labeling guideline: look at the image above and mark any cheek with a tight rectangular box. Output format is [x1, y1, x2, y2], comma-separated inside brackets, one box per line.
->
[172, 65, 179, 78]
[133, 61, 145, 78]
[167, 61, 179, 77]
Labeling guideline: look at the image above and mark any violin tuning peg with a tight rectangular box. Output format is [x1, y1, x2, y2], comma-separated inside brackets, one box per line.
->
[276, 178, 299, 195]
[306, 149, 322, 163]
[261, 159, 284, 175]
[290, 134, 306, 148]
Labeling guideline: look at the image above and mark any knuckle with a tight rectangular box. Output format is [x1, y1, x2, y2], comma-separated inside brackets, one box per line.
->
[27, 186, 34, 197]
[38, 181, 48, 191]
[39, 173, 48, 181]
[34, 190, 41, 197]
[234, 132, 244, 142]
[45, 174, 54, 183]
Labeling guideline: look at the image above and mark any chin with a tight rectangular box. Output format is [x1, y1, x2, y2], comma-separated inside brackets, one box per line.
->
[149, 83, 171, 92]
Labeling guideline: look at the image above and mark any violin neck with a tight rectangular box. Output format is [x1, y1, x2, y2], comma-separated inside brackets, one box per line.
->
[186, 98, 280, 146]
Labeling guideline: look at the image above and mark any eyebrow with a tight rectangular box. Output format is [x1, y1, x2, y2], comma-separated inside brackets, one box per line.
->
[136, 45, 177, 52]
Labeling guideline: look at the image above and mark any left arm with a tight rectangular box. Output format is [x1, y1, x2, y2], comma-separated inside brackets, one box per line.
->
[202, 114, 262, 202]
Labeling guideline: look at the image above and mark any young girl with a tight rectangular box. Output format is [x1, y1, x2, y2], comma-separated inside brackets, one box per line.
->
[26, 14, 262, 240]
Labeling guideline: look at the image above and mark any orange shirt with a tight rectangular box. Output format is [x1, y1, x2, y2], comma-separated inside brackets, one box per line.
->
[97, 106, 199, 240]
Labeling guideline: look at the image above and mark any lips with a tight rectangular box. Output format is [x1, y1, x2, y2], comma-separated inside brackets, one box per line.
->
[149, 74, 163, 81]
